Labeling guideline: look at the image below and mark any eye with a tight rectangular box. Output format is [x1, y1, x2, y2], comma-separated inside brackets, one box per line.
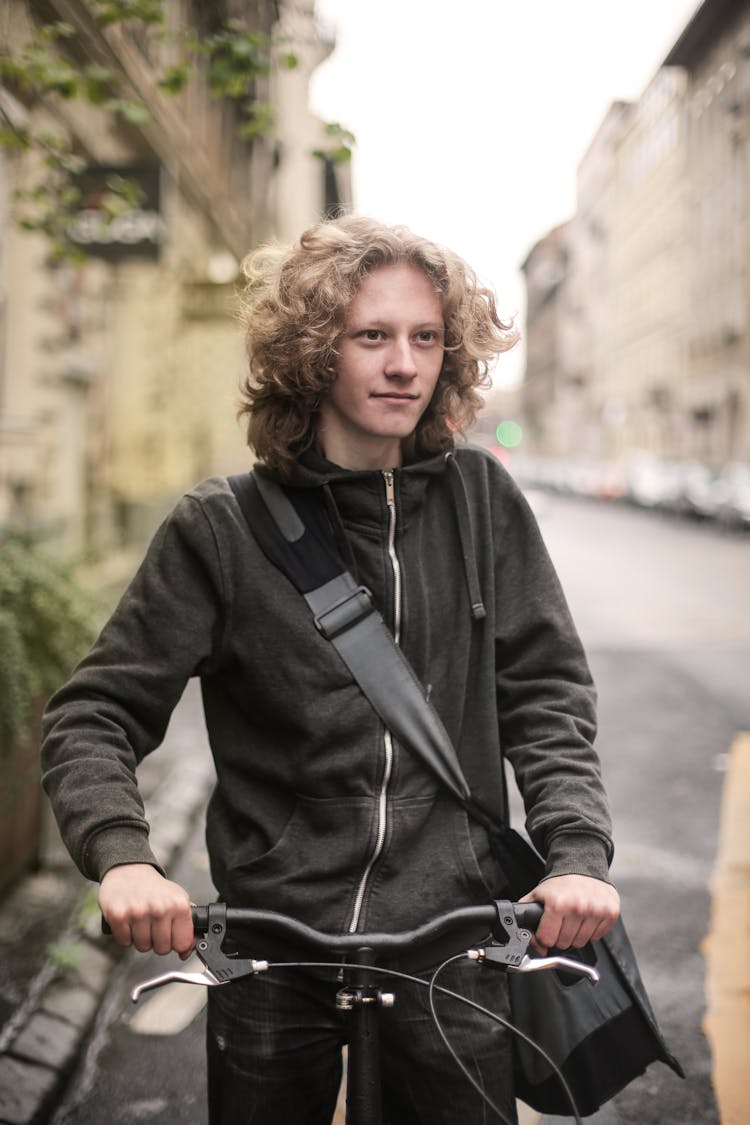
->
[358, 329, 385, 343]
[415, 329, 442, 345]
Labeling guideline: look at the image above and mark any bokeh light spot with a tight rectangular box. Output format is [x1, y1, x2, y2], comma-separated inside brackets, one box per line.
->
[495, 420, 523, 448]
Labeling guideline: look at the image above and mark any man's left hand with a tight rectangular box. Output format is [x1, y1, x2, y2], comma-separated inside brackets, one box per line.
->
[519, 874, 620, 955]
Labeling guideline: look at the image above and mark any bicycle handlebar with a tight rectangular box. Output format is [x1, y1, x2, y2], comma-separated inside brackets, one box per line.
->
[190, 901, 543, 955]
[126, 898, 599, 1002]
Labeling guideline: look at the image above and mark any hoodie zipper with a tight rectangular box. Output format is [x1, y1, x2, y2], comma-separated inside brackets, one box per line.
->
[348, 470, 400, 933]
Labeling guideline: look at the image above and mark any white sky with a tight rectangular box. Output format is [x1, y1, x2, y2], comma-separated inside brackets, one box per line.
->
[310, 0, 701, 388]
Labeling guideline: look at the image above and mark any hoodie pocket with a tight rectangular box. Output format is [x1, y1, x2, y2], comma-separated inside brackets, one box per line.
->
[359, 794, 505, 934]
[227, 794, 375, 929]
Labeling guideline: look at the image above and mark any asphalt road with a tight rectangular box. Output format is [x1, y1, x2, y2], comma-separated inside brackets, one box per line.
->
[50, 494, 750, 1124]
[529, 494, 750, 1124]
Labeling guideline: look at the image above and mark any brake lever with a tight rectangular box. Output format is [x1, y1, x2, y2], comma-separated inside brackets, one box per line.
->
[131, 966, 225, 1002]
[468, 898, 600, 984]
[467, 898, 536, 968]
[130, 903, 269, 1003]
[513, 953, 600, 984]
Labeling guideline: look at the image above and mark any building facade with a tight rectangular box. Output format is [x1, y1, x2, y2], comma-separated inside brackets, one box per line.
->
[520, 222, 573, 456]
[521, 0, 750, 474]
[0, 0, 349, 554]
[569, 101, 633, 460]
[608, 66, 689, 461]
[666, 0, 750, 467]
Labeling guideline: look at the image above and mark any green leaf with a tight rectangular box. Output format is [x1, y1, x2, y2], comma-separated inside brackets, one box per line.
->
[312, 121, 356, 165]
[92, 0, 165, 28]
[238, 101, 275, 140]
[108, 98, 153, 127]
[330, 145, 352, 164]
[49, 940, 83, 974]
[37, 21, 76, 43]
[157, 63, 189, 94]
[83, 63, 117, 104]
[105, 174, 145, 208]
[323, 121, 356, 145]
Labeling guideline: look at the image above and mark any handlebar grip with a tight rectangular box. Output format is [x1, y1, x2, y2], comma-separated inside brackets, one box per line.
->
[513, 902, 543, 931]
[192, 905, 209, 932]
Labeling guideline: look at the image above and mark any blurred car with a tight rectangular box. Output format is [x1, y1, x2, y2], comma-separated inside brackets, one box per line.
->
[711, 462, 750, 528]
[673, 461, 720, 520]
[625, 453, 683, 511]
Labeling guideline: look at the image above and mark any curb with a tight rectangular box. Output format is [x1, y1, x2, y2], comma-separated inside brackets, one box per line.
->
[0, 754, 214, 1125]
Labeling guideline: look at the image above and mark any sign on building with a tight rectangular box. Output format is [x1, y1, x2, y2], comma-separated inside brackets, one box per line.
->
[67, 165, 164, 259]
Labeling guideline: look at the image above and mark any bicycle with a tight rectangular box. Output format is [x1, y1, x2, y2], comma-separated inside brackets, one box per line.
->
[128, 899, 600, 1125]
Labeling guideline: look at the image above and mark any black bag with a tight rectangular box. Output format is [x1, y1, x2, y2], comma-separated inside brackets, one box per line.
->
[228, 470, 684, 1116]
[488, 822, 683, 1115]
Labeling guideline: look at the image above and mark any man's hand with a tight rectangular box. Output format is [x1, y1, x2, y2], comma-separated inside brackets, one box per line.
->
[519, 874, 620, 955]
[98, 863, 195, 959]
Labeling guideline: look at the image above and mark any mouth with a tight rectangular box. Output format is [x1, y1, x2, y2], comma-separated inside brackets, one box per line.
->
[371, 392, 419, 402]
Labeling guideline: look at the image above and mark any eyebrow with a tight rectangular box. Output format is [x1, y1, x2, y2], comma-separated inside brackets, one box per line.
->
[348, 318, 445, 332]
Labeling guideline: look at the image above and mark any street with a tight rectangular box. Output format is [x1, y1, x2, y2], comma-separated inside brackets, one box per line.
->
[50, 492, 749, 1124]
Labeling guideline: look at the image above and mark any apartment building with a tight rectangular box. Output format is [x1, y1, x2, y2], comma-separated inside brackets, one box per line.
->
[608, 65, 690, 461]
[521, 0, 750, 471]
[520, 221, 573, 456]
[666, 0, 750, 466]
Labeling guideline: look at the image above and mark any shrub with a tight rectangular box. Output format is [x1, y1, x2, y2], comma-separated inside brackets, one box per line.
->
[0, 538, 97, 743]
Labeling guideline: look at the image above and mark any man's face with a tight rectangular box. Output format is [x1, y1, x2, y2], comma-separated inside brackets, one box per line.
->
[318, 262, 445, 470]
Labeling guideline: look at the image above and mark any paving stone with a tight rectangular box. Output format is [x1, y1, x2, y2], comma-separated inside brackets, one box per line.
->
[0, 680, 212, 1122]
[66, 940, 114, 996]
[10, 1011, 78, 1072]
[40, 981, 99, 1030]
[0, 1053, 58, 1124]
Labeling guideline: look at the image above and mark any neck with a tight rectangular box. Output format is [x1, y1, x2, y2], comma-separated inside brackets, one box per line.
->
[317, 433, 404, 472]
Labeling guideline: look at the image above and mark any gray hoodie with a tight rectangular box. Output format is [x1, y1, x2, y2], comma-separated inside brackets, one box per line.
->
[41, 445, 612, 937]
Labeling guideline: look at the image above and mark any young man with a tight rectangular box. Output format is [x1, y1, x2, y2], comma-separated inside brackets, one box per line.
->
[42, 216, 619, 1124]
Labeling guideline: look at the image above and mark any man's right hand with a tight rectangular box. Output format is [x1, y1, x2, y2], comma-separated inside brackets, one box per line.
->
[98, 863, 195, 959]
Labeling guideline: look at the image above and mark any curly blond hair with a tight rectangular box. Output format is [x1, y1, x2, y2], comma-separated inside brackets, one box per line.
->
[238, 215, 517, 476]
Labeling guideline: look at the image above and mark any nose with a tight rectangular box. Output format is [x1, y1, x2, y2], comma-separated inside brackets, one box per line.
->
[384, 335, 418, 378]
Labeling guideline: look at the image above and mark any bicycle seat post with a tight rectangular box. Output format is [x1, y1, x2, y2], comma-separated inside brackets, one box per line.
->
[336, 946, 393, 1125]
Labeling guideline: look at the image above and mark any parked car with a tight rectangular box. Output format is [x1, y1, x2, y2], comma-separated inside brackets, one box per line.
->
[673, 461, 720, 520]
[625, 453, 683, 511]
[711, 462, 750, 528]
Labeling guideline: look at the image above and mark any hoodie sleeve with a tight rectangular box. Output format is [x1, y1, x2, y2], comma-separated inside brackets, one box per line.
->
[40, 490, 227, 882]
[490, 466, 613, 883]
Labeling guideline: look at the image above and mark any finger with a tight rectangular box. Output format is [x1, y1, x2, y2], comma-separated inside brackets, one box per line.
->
[131, 916, 155, 953]
[565, 905, 616, 949]
[530, 935, 548, 956]
[104, 915, 133, 948]
[589, 914, 616, 944]
[568, 917, 599, 949]
[535, 910, 564, 952]
[172, 907, 196, 957]
[150, 912, 174, 956]
[555, 915, 586, 951]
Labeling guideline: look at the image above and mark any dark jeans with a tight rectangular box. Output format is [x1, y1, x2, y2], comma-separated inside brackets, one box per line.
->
[206, 959, 517, 1125]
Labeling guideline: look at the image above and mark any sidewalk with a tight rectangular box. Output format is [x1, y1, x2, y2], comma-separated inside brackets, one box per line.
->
[0, 682, 215, 1125]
